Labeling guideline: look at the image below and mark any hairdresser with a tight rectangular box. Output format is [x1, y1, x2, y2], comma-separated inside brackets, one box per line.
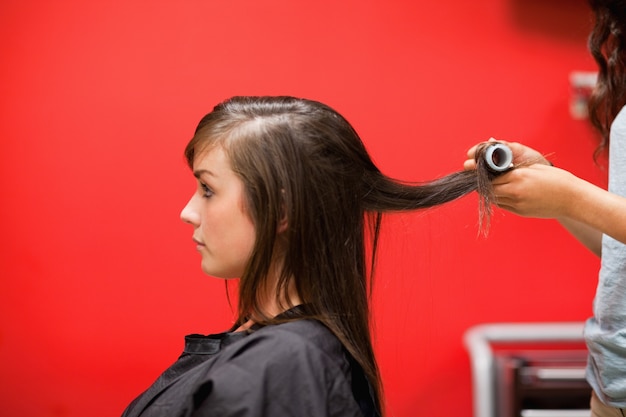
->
[464, 1, 626, 415]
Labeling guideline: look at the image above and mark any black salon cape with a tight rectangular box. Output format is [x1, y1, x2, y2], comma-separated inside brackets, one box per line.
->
[121, 319, 378, 417]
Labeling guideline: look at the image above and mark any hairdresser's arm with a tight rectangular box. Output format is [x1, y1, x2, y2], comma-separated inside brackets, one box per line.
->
[489, 164, 611, 256]
[557, 218, 603, 256]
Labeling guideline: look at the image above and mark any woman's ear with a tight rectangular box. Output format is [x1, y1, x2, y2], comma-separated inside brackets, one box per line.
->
[277, 190, 288, 234]
[277, 214, 288, 234]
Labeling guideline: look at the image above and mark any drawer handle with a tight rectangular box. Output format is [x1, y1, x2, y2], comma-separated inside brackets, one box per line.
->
[522, 410, 590, 417]
[535, 368, 587, 380]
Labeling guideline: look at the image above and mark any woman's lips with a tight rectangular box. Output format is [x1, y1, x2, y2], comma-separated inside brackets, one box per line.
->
[193, 238, 205, 250]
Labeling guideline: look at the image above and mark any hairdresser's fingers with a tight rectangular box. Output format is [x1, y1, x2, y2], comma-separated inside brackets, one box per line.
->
[493, 202, 519, 215]
[465, 138, 498, 170]
[466, 146, 478, 161]
[493, 196, 541, 218]
[466, 137, 497, 158]
[471, 138, 548, 167]
[490, 173, 514, 186]
[504, 141, 531, 164]
[502, 141, 552, 166]
[489, 185, 518, 208]
[489, 192, 518, 214]
[464, 159, 477, 170]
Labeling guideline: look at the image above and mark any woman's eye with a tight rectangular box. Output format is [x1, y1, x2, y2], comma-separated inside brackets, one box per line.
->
[200, 183, 214, 198]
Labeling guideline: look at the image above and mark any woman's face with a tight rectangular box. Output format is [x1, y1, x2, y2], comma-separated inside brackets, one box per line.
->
[180, 145, 256, 279]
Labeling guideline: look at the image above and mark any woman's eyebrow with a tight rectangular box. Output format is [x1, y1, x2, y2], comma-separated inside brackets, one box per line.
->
[193, 169, 216, 179]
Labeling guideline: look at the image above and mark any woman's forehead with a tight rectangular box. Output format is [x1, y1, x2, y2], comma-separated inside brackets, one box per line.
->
[193, 144, 231, 172]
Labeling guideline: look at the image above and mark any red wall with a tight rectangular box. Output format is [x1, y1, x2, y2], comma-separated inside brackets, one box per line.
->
[0, 0, 602, 416]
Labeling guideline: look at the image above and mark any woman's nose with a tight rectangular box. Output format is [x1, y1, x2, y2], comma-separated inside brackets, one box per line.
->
[180, 195, 201, 226]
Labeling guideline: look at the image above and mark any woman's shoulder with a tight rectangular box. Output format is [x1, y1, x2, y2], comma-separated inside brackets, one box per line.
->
[196, 319, 362, 416]
[207, 319, 354, 396]
[256, 319, 339, 344]
[228, 319, 347, 368]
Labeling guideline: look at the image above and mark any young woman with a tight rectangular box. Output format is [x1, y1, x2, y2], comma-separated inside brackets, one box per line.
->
[122, 96, 497, 417]
[465, 1, 626, 415]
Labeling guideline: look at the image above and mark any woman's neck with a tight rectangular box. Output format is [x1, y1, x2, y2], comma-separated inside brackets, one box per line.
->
[234, 278, 302, 332]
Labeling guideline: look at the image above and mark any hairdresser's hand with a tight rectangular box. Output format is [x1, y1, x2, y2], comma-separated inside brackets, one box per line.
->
[464, 138, 551, 170]
[490, 164, 579, 219]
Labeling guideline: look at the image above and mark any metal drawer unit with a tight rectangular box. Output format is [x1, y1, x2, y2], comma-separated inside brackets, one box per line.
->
[465, 323, 590, 417]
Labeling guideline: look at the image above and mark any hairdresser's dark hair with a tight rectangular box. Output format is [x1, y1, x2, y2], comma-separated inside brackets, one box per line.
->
[587, 0, 626, 157]
[184, 96, 495, 415]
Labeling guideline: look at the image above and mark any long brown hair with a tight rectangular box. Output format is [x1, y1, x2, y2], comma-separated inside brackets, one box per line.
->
[184, 96, 501, 415]
[587, 0, 626, 158]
